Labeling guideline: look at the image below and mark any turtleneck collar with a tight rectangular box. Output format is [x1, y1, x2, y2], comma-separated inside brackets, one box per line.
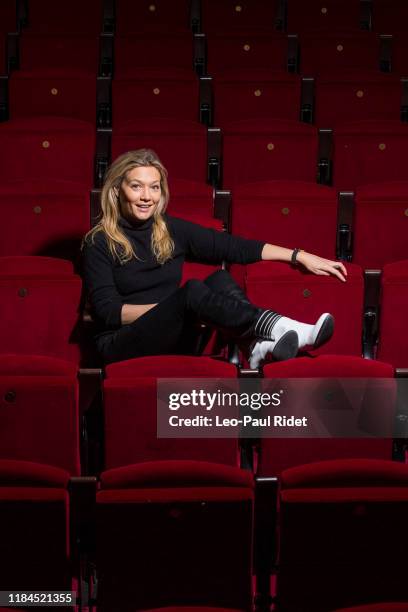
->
[118, 215, 154, 231]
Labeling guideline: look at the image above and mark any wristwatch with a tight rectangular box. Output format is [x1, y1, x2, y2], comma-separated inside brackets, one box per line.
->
[291, 248, 302, 266]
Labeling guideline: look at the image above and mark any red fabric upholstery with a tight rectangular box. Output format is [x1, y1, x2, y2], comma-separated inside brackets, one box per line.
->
[263, 354, 394, 378]
[259, 356, 394, 477]
[207, 33, 289, 75]
[334, 120, 408, 190]
[96, 461, 253, 611]
[98, 488, 253, 504]
[167, 179, 214, 219]
[106, 354, 237, 378]
[26, 0, 103, 34]
[0, 255, 74, 276]
[116, 0, 191, 34]
[332, 604, 408, 612]
[278, 457, 408, 611]
[300, 32, 380, 75]
[0, 353, 77, 376]
[0, 256, 82, 362]
[104, 357, 239, 469]
[113, 69, 199, 124]
[0, 459, 70, 487]
[0, 117, 95, 185]
[354, 182, 408, 268]
[0, 460, 70, 592]
[214, 70, 301, 125]
[101, 460, 254, 489]
[0, 180, 90, 259]
[9, 69, 97, 122]
[232, 180, 337, 260]
[377, 259, 408, 367]
[19, 35, 99, 71]
[115, 35, 193, 74]
[0, 372, 80, 474]
[112, 118, 208, 183]
[245, 262, 364, 355]
[281, 458, 408, 489]
[287, 0, 362, 32]
[202, 0, 278, 33]
[223, 119, 318, 187]
[315, 72, 402, 127]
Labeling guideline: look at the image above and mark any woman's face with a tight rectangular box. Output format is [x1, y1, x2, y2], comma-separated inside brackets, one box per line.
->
[119, 165, 162, 223]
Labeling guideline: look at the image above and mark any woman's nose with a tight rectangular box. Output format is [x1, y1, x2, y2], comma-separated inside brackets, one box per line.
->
[141, 186, 150, 200]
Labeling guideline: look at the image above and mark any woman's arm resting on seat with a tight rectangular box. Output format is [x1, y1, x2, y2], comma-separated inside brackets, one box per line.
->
[261, 244, 347, 282]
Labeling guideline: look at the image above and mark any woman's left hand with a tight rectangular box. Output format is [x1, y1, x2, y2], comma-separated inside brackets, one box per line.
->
[297, 251, 347, 282]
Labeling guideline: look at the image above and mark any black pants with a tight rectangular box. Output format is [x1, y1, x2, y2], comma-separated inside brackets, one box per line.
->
[97, 270, 262, 364]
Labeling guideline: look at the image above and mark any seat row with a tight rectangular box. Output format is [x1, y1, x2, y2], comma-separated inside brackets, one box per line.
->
[2, 454, 408, 611]
[3, 0, 408, 37]
[1, 177, 407, 271]
[3, 351, 405, 475]
[3, 115, 408, 191]
[0, 255, 407, 367]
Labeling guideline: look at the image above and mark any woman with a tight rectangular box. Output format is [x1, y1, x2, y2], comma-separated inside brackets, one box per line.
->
[82, 149, 347, 367]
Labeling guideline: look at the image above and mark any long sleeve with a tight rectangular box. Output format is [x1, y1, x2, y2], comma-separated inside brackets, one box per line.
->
[82, 233, 123, 329]
[168, 216, 265, 264]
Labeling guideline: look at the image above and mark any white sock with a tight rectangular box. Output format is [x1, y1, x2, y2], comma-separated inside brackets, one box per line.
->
[254, 311, 332, 349]
[272, 316, 315, 349]
[249, 340, 275, 369]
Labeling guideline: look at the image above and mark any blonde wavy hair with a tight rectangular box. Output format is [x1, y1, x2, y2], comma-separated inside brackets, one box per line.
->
[85, 149, 174, 264]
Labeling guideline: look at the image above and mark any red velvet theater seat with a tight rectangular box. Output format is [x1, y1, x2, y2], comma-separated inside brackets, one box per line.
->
[0, 179, 90, 259]
[0, 256, 82, 363]
[115, 0, 191, 34]
[222, 119, 319, 188]
[231, 181, 337, 262]
[103, 356, 240, 469]
[258, 355, 395, 477]
[333, 120, 408, 191]
[113, 69, 200, 124]
[315, 72, 402, 127]
[287, 0, 363, 32]
[9, 69, 97, 122]
[167, 179, 215, 220]
[0, 460, 72, 592]
[8, 32, 99, 122]
[207, 33, 292, 76]
[115, 35, 194, 73]
[112, 118, 208, 183]
[353, 182, 408, 269]
[25, 0, 103, 34]
[299, 32, 380, 75]
[0, 116, 95, 185]
[277, 459, 408, 611]
[0, 354, 80, 474]
[244, 262, 364, 356]
[96, 460, 254, 611]
[377, 260, 408, 368]
[202, 0, 279, 33]
[214, 70, 301, 125]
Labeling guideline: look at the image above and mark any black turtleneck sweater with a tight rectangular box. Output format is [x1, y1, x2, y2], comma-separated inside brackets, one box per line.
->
[82, 214, 265, 331]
